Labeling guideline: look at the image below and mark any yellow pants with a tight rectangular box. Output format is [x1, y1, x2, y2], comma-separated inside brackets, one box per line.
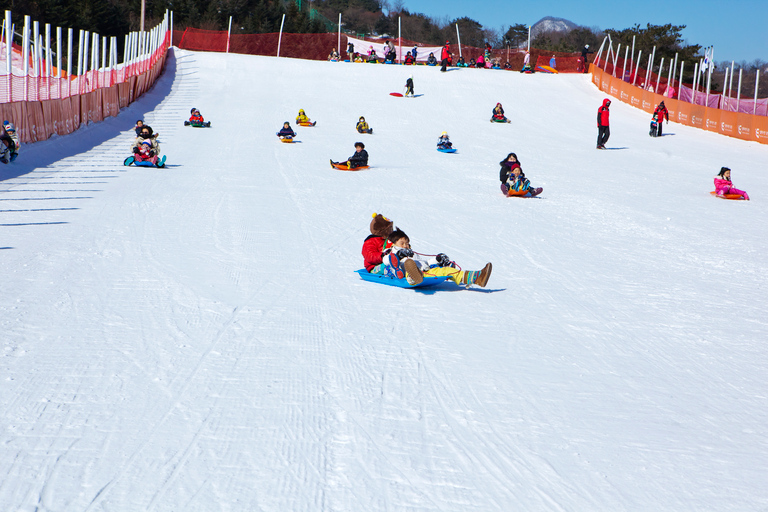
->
[424, 266, 465, 285]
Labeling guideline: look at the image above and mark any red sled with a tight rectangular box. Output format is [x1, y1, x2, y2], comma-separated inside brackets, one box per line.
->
[710, 191, 746, 200]
[389, 92, 403, 97]
[331, 161, 369, 171]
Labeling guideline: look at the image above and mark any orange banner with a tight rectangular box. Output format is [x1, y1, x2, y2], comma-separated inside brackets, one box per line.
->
[590, 64, 768, 144]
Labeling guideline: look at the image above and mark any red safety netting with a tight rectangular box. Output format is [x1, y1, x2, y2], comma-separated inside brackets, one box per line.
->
[176, 28, 588, 72]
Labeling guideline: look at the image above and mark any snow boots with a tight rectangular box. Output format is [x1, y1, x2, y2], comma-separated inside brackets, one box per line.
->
[460, 263, 492, 287]
[388, 252, 424, 285]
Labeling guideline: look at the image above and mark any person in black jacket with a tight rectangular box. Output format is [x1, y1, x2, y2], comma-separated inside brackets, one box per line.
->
[580, 44, 593, 73]
[333, 142, 369, 169]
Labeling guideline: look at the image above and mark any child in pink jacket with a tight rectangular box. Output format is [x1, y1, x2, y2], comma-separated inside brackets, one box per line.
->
[714, 167, 749, 200]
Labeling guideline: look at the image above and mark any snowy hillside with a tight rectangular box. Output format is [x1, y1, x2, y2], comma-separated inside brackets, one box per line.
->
[1, 49, 767, 511]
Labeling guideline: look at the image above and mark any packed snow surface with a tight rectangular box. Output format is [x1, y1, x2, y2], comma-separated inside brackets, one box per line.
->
[1, 49, 767, 511]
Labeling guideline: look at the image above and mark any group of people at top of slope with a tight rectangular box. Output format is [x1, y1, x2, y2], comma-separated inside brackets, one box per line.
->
[361, 213, 493, 288]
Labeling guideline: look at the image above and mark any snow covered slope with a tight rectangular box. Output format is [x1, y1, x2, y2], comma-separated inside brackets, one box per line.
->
[1, 48, 767, 511]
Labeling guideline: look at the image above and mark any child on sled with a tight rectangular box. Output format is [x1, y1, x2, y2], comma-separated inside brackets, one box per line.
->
[714, 167, 749, 200]
[277, 122, 297, 140]
[437, 131, 452, 149]
[381, 228, 492, 287]
[296, 109, 313, 125]
[499, 153, 542, 197]
[356, 116, 373, 134]
[1, 121, 19, 164]
[491, 103, 508, 122]
[332, 142, 368, 169]
[189, 108, 205, 125]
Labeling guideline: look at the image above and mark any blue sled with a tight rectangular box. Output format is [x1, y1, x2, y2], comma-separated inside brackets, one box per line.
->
[355, 269, 448, 288]
[437, 147, 456, 153]
[124, 155, 166, 167]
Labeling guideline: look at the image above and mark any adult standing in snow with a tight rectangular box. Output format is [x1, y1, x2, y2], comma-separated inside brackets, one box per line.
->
[440, 41, 450, 72]
[385, 40, 396, 63]
[653, 101, 669, 136]
[596, 98, 611, 149]
[347, 41, 354, 61]
[580, 44, 593, 73]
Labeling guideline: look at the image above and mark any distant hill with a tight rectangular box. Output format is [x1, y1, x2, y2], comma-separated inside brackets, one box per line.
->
[531, 16, 578, 37]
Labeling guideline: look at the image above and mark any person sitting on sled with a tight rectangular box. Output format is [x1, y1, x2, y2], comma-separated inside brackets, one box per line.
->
[381, 228, 493, 287]
[404, 51, 415, 65]
[134, 120, 145, 136]
[189, 108, 205, 125]
[1, 121, 20, 164]
[362, 213, 394, 273]
[277, 122, 297, 140]
[426, 53, 438, 66]
[492, 103, 507, 122]
[714, 167, 749, 200]
[499, 152, 542, 197]
[367, 46, 378, 63]
[437, 131, 452, 149]
[133, 139, 160, 165]
[332, 141, 368, 169]
[356, 116, 372, 134]
[133, 125, 160, 155]
[296, 109, 312, 125]
[405, 75, 414, 97]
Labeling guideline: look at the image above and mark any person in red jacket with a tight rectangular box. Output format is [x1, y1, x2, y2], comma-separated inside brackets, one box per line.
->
[362, 213, 394, 272]
[597, 98, 611, 149]
[653, 101, 669, 136]
[440, 41, 450, 72]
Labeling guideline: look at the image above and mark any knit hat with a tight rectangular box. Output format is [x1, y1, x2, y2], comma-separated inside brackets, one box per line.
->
[370, 213, 393, 237]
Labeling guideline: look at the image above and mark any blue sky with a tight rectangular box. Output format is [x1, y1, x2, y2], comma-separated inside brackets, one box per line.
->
[396, 0, 767, 63]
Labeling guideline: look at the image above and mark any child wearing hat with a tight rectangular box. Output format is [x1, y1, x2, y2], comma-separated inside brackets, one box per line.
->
[277, 122, 297, 140]
[356, 116, 373, 134]
[1, 121, 19, 163]
[436, 131, 452, 149]
[714, 167, 749, 200]
[362, 213, 394, 273]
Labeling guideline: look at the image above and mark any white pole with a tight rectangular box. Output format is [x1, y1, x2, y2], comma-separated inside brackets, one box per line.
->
[338, 14, 341, 59]
[612, 43, 620, 77]
[92, 33, 99, 89]
[45, 24, 51, 78]
[23, 16, 29, 101]
[593, 36, 607, 67]
[679, 61, 684, 99]
[671, 53, 678, 90]
[277, 14, 285, 57]
[56, 26, 62, 78]
[736, 68, 742, 112]
[4, 11, 11, 76]
[656, 57, 664, 92]
[226, 16, 232, 53]
[32, 21, 39, 77]
[456, 23, 462, 57]
[622, 46, 629, 81]
[728, 61, 734, 108]
[5, 11, 12, 102]
[170, 10, 173, 48]
[644, 53, 652, 88]
[398, 17, 401, 63]
[140, 0, 145, 33]
[632, 50, 642, 86]
[722, 68, 729, 109]
[108, 36, 115, 85]
[527, 25, 530, 52]
[692, 62, 699, 104]
[630, 35, 635, 73]
[754, 70, 760, 116]
[665, 58, 672, 95]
